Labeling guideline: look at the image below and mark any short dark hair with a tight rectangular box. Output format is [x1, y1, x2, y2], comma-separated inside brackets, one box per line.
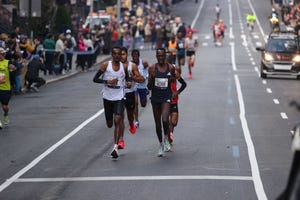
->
[121, 46, 128, 53]
[111, 46, 121, 52]
[131, 49, 140, 56]
[156, 47, 166, 54]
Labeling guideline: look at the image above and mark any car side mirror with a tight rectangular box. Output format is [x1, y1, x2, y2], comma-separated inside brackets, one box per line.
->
[256, 46, 265, 51]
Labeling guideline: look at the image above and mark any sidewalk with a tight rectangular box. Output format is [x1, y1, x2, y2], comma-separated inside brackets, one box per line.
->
[40, 54, 111, 84]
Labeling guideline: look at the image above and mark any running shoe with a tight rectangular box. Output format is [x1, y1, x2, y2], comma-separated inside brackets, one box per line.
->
[0, 120, 2, 129]
[168, 132, 173, 144]
[188, 73, 192, 79]
[157, 144, 164, 157]
[164, 138, 171, 152]
[118, 140, 125, 149]
[135, 121, 140, 128]
[129, 123, 136, 134]
[111, 146, 119, 159]
[3, 114, 9, 125]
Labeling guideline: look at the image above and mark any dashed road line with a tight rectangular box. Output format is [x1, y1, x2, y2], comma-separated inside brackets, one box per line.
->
[280, 112, 288, 119]
[266, 88, 272, 93]
[273, 99, 280, 104]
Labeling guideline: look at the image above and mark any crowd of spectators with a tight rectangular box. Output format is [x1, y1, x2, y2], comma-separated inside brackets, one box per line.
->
[280, 2, 300, 27]
[0, 0, 191, 94]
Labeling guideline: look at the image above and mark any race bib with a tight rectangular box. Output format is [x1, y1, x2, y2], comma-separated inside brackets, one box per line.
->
[155, 78, 168, 89]
[0, 73, 6, 83]
[178, 43, 184, 48]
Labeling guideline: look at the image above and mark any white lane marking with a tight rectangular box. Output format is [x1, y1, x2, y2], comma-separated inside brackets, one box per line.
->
[228, 2, 233, 26]
[230, 42, 237, 71]
[191, 0, 204, 28]
[256, 42, 262, 47]
[252, 62, 256, 66]
[280, 112, 288, 119]
[16, 175, 253, 182]
[230, 27, 234, 39]
[202, 42, 208, 46]
[262, 80, 267, 84]
[205, 35, 210, 40]
[234, 75, 267, 200]
[273, 99, 280, 104]
[254, 35, 259, 39]
[266, 88, 272, 93]
[0, 109, 105, 193]
[241, 35, 248, 46]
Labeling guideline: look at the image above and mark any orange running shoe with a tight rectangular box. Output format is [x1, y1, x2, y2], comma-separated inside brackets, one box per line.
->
[129, 123, 136, 134]
[118, 140, 125, 149]
[188, 73, 192, 79]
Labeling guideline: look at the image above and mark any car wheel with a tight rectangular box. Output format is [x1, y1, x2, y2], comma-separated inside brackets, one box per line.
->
[260, 63, 267, 78]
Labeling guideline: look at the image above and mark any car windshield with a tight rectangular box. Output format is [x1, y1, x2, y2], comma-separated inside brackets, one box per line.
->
[91, 17, 110, 27]
[267, 38, 298, 53]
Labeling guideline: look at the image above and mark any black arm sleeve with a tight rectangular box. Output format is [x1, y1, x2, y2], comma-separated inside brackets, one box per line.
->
[93, 70, 107, 84]
[177, 77, 187, 94]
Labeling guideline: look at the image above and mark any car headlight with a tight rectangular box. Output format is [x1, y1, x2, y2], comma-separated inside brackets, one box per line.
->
[264, 53, 273, 62]
[293, 55, 300, 62]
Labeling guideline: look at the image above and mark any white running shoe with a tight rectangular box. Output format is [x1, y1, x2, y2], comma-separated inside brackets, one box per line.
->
[164, 138, 171, 152]
[157, 144, 164, 157]
[3, 114, 9, 125]
[135, 121, 140, 128]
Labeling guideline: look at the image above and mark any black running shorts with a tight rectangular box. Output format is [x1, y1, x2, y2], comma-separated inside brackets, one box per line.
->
[170, 103, 178, 113]
[125, 91, 135, 110]
[103, 99, 125, 122]
[186, 50, 195, 57]
[0, 90, 12, 105]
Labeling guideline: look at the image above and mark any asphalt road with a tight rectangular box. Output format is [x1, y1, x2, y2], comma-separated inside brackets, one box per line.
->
[0, 0, 298, 199]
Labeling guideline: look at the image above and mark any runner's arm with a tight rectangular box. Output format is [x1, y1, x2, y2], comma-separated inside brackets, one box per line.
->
[147, 64, 155, 90]
[175, 67, 187, 95]
[93, 62, 108, 84]
[177, 77, 187, 94]
[132, 64, 145, 83]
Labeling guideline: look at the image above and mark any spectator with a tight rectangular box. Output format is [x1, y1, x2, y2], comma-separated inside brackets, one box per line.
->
[123, 32, 132, 50]
[43, 34, 55, 75]
[25, 54, 46, 92]
[77, 33, 87, 71]
[12, 52, 24, 94]
[64, 29, 77, 71]
[55, 33, 66, 75]
[83, 33, 94, 70]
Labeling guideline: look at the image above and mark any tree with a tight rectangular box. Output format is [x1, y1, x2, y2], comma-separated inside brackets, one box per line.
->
[54, 5, 72, 34]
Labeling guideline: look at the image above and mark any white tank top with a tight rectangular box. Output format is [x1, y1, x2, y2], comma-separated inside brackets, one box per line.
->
[102, 61, 126, 101]
[125, 61, 136, 93]
[136, 58, 148, 89]
[186, 37, 195, 51]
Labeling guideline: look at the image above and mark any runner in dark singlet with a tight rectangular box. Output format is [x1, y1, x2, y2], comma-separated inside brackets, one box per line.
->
[147, 48, 182, 157]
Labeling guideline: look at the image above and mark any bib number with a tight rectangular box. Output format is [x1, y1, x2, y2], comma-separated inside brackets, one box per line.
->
[155, 78, 168, 89]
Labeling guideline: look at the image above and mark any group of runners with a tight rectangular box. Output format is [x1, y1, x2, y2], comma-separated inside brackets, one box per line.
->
[167, 31, 198, 79]
[93, 46, 187, 159]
